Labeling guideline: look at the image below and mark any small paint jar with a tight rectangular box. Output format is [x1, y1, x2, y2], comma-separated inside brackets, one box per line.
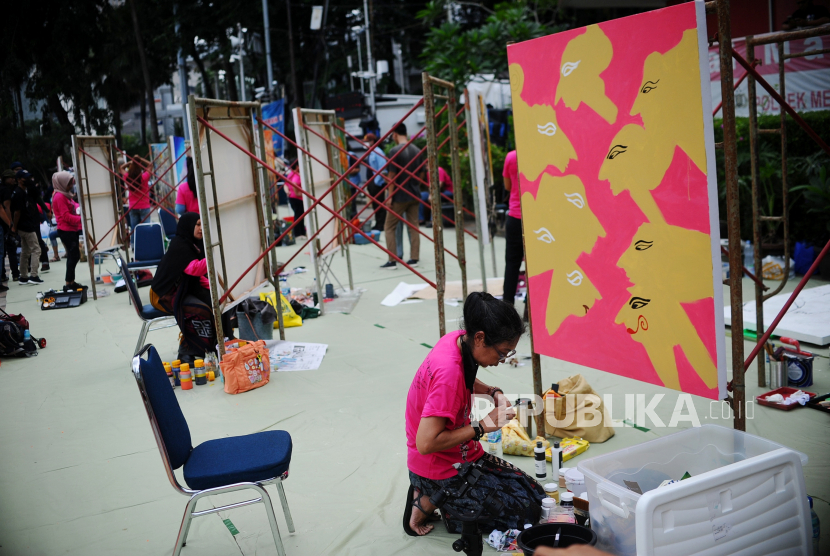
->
[180, 364, 193, 390]
[171, 360, 182, 387]
[559, 468, 569, 489]
[180, 376, 193, 390]
[194, 359, 207, 385]
[544, 483, 560, 504]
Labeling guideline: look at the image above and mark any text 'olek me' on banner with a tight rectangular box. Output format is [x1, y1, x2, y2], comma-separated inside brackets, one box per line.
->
[710, 33, 830, 117]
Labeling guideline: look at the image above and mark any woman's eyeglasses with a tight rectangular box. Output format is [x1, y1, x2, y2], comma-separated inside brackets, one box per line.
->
[492, 345, 517, 362]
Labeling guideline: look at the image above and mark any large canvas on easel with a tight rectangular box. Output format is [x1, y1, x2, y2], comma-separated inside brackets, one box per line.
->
[194, 107, 267, 307]
[72, 136, 120, 253]
[293, 109, 342, 258]
[507, 1, 727, 399]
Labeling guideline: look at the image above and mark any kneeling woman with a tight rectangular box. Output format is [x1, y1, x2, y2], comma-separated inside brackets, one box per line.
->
[149, 213, 229, 363]
[404, 292, 545, 536]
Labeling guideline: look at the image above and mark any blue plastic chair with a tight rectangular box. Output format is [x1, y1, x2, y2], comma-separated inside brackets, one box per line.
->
[159, 208, 178, 240]
[132, 344, 295, 556]
[129, 222, 165, 271]
[116, 256, 177, 356]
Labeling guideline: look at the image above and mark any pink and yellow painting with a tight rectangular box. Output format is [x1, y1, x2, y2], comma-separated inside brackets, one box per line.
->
[507, 2, 727, 399]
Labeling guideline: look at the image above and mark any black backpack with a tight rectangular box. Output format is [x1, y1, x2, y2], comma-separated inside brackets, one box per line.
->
[0, 320, 36, 357]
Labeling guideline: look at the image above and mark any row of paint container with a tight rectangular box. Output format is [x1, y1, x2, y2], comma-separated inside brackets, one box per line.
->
[163, 358, 218, 390]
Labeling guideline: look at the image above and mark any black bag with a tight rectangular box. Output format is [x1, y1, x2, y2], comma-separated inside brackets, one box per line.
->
[0, 319, 37, 357]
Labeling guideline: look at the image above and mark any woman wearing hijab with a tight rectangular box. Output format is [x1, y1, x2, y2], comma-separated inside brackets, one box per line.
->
[149, 213, 229, 363]
[52, 171, 84, 290]
[175, 157, 200, 215]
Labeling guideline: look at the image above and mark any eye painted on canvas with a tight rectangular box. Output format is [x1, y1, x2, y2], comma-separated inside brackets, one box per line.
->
[641, 80, 659, 93]
[634, 240, 653, 251]
[628, 296, 651, 310]
[564, 192, 585, 209]
[534, 227, 555, 244]
[606, 144, 627, 160]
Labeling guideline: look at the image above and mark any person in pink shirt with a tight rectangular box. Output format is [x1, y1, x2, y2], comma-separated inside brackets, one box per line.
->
[51, 171, 84, 290]
[420, 166, 453, 226]
[284, 162, 306, 238]
[175, 157, 200, 215]
[120, 156, 153, 230]
[403, 292, 544, 537]
[502, 150, 524, 306]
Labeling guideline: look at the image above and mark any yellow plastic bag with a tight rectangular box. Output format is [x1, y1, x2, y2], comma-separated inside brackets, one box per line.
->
[501, 419, 550, 457]
[259, 292, 303, 328]
[546, 437, 590, 463]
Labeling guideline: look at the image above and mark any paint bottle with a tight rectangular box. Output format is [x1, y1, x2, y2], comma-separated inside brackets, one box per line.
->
[171, 360, 182, 387]
[486, 429, 503, 458]
[553, 441, 563, 472]
[194, 359, 206, 385]
[164, 362, 175, 387]
[180, 363, 193, 390]
[544, 483, 560, 504]
[559, 468, 569, 489]
[534, 441, 547, 482]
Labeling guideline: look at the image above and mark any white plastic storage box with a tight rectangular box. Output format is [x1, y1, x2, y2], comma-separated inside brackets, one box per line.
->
[577, 425, 811, 556]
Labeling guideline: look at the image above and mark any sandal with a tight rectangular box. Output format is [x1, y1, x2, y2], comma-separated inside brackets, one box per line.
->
[403, 485, 419, 536]
[403, 485, 440, 536]
[50, 256, 60, 263]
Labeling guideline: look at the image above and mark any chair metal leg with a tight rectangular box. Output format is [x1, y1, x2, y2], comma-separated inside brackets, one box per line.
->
[135, 321, 150, 357]
[256, 484, 287, 556]
[173, 494, 200, 556]
[276, 481, 295, 533]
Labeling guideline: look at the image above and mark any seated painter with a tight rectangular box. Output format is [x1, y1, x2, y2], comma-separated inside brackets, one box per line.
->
[403, 292, 545, 537]
[149, 213, 230, 365]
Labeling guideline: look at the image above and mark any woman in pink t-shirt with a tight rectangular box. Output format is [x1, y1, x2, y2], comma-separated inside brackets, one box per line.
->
[120, 156, 153, 230]
[284, 163, 306, 237]
[502, 150, 524, 306]
[175, 157, 200, 215]
[403, 292, 544, 537]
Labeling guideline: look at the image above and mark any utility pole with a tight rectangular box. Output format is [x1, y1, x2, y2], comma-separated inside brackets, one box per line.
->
[236, 24, 246, 102]
[128, 0, 160, 143]
[363, 0, 376, 117]
[262, 0, 275, 97]
[175, 3, 190, 140]
[286, 0, 301, 107]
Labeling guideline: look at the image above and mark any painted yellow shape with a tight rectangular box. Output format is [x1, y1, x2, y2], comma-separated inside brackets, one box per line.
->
[509, 64, 577, 182]
[598, 123, 674, 224]
[521, 175, 605, 334]
[555, 25, 618, 124]
[615, 222, 717, 390]
[630, 28, 706, 173]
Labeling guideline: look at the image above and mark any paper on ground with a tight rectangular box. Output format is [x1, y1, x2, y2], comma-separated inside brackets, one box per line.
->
[724, 283, 830, 345]
[265, 340, 328, 371]
[381, 282, 429, 306]
[411, 277, 504, 300]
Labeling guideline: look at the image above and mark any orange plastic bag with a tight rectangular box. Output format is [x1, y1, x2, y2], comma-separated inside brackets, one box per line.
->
[221, 340, 271, 395]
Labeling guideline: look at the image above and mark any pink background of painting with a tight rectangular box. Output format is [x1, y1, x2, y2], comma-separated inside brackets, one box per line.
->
[507, 3, 720, 399]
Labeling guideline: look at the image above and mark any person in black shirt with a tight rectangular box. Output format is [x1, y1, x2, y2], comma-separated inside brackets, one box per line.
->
[27, 180, 51, 273]
[11, 171, 43, 285]
[782, 0, 830, 29]
[1, 169, 20, 282]
[381, 123, 424, 269]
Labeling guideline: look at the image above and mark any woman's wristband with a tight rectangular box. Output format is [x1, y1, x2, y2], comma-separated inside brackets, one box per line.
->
[487, 386, 504, 401]
[471, 421, 484, 441]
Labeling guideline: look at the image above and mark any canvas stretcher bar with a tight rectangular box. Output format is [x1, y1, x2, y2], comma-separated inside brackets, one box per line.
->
[187, 96, 278, 356]
[71, 135, 129, 301]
